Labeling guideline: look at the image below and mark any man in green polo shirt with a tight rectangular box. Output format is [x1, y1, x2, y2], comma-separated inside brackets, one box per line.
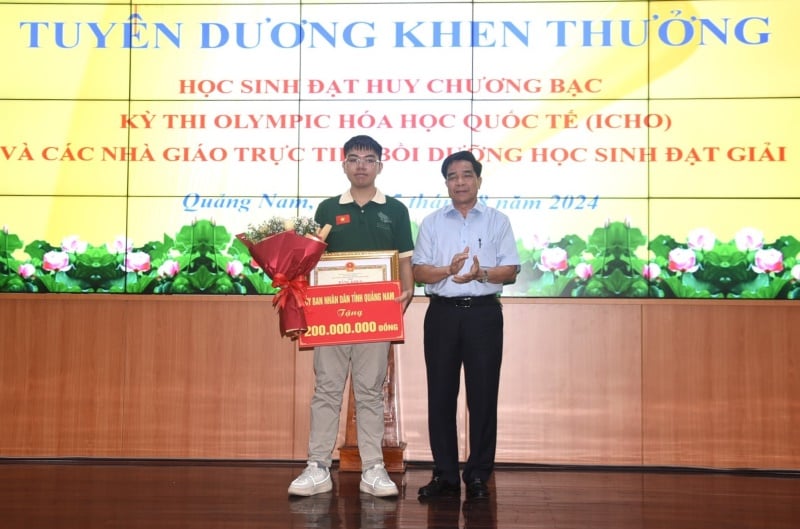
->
[288, 135, 414, 498]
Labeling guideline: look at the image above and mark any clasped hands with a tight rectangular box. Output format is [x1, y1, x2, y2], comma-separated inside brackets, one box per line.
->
[448, 246, 482, 284]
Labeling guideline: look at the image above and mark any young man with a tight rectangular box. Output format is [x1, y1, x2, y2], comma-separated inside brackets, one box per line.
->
[288, 135, 414, 497]
[412, 150, 519, 500]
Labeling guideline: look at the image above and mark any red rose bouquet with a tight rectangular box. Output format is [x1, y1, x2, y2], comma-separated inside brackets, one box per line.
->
[237, 217, 330, 337]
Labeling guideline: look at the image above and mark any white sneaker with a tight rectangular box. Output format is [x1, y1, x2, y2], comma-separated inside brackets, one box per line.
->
[288, 463, 332, 496]
[360, 463, 399, 497]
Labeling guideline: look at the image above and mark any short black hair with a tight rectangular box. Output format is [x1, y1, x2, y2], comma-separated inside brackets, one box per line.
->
[343, 135, 383, 160]
[441, 150, 482, 178]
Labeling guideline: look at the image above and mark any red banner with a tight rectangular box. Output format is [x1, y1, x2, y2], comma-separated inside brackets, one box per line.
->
[298, 281, 405, 348]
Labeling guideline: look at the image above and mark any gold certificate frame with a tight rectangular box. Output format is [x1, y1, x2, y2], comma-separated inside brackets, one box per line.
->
[310, 250, 399, 286]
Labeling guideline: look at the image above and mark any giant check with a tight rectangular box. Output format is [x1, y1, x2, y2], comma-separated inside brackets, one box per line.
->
[298, 251, 405, 347]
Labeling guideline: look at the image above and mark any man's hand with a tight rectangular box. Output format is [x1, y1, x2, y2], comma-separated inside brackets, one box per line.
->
[396, 289, 413, 312]
[448, 246, 471, 276]
[452, 255, 481, 284]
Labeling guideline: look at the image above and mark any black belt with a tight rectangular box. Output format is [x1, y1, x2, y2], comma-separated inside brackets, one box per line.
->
[429, 294, 500, 308]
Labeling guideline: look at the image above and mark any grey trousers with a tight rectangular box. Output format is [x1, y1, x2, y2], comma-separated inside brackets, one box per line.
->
[307, 341, 390, 470]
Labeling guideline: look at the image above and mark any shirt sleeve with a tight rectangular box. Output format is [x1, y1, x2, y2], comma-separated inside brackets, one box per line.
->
[313, 199, 328, 227]
[495, 213, 520, 267]
[393, 201, 415, 256]
[410, 214, 434, 266]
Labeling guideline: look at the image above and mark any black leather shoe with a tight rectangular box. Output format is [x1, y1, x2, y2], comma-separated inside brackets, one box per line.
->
[418, 476, 461, 498]
[466, 478, 489, 500]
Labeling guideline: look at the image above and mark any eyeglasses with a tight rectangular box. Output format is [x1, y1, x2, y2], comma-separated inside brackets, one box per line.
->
[345, 157, 380, 167]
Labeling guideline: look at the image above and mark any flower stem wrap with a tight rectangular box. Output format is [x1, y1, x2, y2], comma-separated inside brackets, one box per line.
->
[271, 272, 309, 311]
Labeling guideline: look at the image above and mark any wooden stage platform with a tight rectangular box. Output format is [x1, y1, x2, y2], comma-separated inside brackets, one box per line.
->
[1, 460, 799, 528]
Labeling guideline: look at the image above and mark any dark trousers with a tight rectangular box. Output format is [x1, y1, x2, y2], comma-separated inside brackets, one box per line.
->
[423, 300, 504, 484]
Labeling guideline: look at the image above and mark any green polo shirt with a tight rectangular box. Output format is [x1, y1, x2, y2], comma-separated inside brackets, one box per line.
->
[315, 189, 414, 257]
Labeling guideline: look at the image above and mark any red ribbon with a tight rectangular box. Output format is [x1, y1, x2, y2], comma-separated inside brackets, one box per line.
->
[271, 272, 309, 310]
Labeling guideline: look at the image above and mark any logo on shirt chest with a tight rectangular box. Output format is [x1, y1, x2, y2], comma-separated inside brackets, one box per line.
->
[336, 214, 351, 225]
[377, 212, 392, 230]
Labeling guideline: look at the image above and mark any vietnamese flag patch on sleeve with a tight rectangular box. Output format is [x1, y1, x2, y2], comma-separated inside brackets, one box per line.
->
[336, 214, 351, 225]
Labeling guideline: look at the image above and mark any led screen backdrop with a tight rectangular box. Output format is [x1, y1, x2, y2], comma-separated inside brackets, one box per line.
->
[1, 0, 798, 298]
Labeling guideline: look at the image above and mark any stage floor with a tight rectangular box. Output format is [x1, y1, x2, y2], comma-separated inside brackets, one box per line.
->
[1, 460, 799, 528]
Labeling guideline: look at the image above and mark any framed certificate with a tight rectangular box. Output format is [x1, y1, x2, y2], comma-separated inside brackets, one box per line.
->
[310, 250, 399, 286]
